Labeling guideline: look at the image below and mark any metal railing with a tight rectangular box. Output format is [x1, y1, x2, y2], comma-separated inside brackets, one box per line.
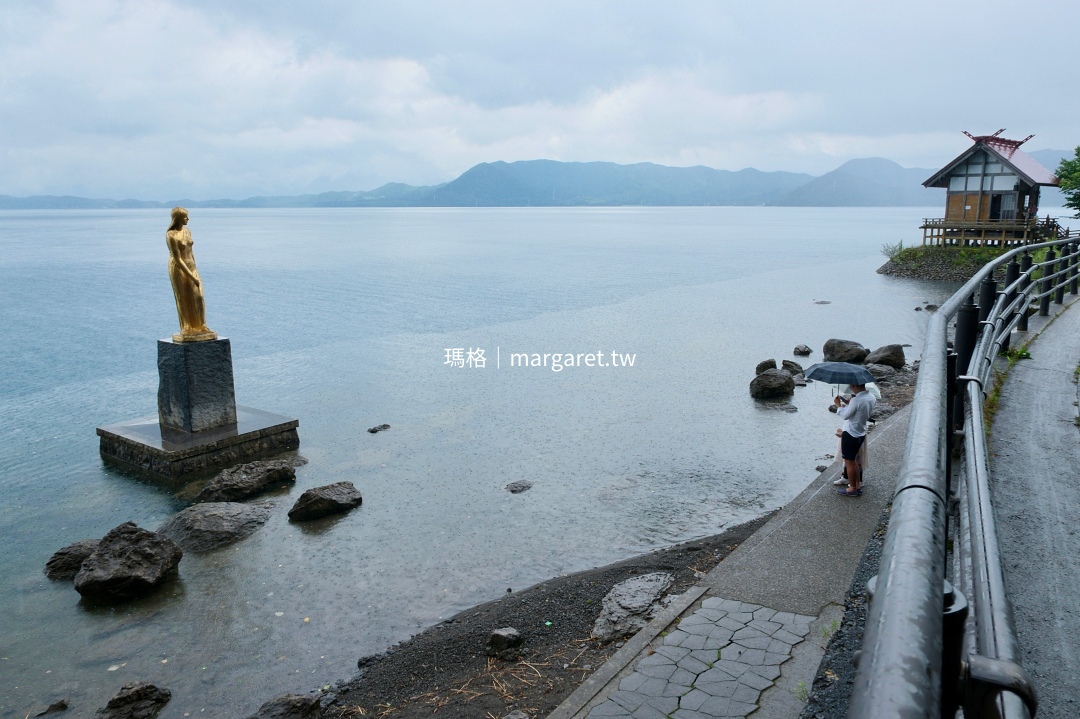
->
[849, 237, 1080, 718]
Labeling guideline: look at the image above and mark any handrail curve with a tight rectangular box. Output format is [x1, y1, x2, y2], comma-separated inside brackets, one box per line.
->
[849, 237, 1079, 718]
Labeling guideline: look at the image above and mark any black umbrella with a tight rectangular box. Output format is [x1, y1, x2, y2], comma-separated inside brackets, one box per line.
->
[803, 361, 876, 385]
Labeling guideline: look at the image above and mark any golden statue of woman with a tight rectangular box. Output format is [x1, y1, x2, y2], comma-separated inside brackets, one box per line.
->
[166, 207, 217, 342]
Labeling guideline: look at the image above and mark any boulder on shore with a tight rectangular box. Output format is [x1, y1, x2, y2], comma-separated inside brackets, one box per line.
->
[823, 339, 869, 364]
[45, 539, 100, 580]
[195, 460, 296, 503]
[754, 359, 777, 375]
[873, 402, 900, 420]
[749, 369, 795, 398]
[244, 694, 321, 719]
[487, 627, 524, 660]
[865, 363, 897, 380]
[591, 572, 674, 642]
[865, 344, 906, 369]
[74, 523, 182, 603]
[793, 344, 812, 356]
[288, 482, 363, 521]
[94, 682, 170, 719]
[158, 502, 273, 552]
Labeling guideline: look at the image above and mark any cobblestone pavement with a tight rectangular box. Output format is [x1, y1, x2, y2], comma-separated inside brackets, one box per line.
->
[586, 597, 814, 719]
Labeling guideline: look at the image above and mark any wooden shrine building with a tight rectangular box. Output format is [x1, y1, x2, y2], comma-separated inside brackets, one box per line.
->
[920, 130, 1066, 246]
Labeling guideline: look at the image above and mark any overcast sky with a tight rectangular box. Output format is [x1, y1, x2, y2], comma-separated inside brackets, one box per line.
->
[2, 0, 1077, 200]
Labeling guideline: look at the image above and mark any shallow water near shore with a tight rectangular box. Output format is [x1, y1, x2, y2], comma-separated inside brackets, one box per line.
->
[1, 207, 955, 716]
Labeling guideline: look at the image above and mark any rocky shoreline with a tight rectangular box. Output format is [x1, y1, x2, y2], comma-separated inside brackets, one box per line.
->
[321, 515, 774, 719]
[307, 339, 922, 719]
[876, 245, 1007, 283]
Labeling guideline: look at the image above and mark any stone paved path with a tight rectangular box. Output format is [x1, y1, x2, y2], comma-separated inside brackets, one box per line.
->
[586, 597, 814, 719]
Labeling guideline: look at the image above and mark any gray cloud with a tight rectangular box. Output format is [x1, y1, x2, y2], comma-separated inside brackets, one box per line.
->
[1, 0, 1077, 199]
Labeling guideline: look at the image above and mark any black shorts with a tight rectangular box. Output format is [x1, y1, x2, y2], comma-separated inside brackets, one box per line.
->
[840, 431, 865, 460]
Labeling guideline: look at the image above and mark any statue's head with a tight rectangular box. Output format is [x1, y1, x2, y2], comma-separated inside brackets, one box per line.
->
[169, 206, 189, 229]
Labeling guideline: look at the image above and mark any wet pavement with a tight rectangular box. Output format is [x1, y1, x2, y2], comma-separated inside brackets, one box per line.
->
[584, 598, 814, 719]
[989, 297, 1080, 719]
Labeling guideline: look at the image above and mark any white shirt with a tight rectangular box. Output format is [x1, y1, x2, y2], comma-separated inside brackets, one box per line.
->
[837, 390, 876, 437]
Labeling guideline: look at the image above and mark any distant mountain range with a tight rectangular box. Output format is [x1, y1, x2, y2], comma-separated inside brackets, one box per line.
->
[1, 152, 1071, 210]
[770, 157, 938, 206]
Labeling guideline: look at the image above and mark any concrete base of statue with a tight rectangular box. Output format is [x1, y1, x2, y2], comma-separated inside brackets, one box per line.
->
[97, 337, 299, 479]
[97, 406, 299, 479]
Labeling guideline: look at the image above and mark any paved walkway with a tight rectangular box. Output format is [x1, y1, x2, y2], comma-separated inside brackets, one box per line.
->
[583, 598, 815, 719]
[550, 401, 912, 719]
[989, 297, 1080, 719]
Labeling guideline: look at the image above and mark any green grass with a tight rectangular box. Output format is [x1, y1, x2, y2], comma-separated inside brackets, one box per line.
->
[881, 243, 1067, 276]
[882, 244, 1008, 268]
[983, 342, 1034, 429]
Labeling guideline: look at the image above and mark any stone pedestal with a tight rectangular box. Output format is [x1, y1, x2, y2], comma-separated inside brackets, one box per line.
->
[158, 338, 237, 433]
[98, 406, 299, 480]
[97, 337, 299, 479]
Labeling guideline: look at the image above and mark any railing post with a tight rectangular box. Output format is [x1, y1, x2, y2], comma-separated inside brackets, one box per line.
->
[1039, 247, 1056, 316]
[953, 295, 979, 429]
[1054, 244, 1066, 305]
[942, 580, 970, 718]
[978, 275, 997, 324]
[1017, 251, 1033, 331]
[1070, 241, 1079, 295]
[1001, 258, 1020, 354]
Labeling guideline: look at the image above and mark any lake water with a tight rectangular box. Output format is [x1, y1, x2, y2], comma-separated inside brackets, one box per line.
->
[1, 207, 958, 716]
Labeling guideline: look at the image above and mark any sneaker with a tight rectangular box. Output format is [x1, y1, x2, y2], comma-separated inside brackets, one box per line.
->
[833, 476, 850, 486]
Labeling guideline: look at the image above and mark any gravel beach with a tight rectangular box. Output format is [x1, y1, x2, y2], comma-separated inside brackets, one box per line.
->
[321, 514, 774, 718]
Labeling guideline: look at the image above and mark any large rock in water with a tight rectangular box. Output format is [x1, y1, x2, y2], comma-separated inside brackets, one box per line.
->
[754, 359, 777, 375]
[865, 344, 906, 369]
[157, 502, 273, 552]
[195, 460, 296, 503]
[287, 482, 363, 521]
[823, 339, 869, 363]
[45, 539, 100, 580]
[749, 369, 795, 398]
[592, 572, 674, 642]
[781, 359, 804, 376]
[793, 344, 812, 356]
[94, 682, 171, 719]
[74, 523, 182, 603]
[244, 694, 321, 719]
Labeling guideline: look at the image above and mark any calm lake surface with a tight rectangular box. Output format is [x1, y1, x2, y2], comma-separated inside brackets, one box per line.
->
[1, 207, 957, 716]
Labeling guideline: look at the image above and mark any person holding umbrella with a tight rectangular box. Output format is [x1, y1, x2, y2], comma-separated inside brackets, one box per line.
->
[832, 384, 876, 496]
[803, 362, 878, 497]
